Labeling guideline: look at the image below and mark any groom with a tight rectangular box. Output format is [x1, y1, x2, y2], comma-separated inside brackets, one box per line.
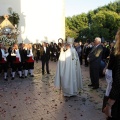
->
[40, 42, 50, 75]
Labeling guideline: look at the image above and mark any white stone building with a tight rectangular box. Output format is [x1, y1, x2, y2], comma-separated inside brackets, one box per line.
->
[0, 0, 65, 43]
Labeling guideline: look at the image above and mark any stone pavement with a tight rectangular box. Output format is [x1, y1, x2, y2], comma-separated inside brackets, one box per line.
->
[0, 61, 107, 120]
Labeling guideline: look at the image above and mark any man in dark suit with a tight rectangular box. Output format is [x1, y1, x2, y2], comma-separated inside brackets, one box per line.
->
[88, 37, 103, 89]
[49, 42, 54, 61]
[40, 42, 50, 75]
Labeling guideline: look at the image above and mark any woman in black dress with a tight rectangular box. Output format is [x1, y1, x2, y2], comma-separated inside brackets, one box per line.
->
[103, 29, 120, 120]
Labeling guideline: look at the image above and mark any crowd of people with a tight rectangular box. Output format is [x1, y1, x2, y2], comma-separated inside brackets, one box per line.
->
[0, 36, 115, 81]
[0, 43, 35, 81]
[54, 31, 120, 120]
[0, 41, 64, 81]
[0, 29, 120, 119]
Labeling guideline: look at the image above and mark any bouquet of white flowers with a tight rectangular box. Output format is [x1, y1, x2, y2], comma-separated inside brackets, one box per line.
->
[0, 35, 16, 46]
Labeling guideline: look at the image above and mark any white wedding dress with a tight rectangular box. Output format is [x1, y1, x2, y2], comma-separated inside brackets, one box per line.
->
[54, 46, 83, 97]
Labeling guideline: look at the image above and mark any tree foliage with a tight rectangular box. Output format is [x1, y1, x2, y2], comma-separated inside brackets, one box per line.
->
[65, 1, 120, 42]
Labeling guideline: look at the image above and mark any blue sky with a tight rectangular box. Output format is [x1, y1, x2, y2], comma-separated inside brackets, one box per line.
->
[65, 0, 116, 17]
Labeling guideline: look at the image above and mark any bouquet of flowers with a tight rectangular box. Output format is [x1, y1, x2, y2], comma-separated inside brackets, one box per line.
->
[0, 35, 16, 46]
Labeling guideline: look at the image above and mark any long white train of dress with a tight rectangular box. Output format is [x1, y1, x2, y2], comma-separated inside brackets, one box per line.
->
[54, 47, 83, 97]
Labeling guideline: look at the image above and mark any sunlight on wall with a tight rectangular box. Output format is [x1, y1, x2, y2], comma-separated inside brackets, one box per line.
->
[21, 0, 65, 43]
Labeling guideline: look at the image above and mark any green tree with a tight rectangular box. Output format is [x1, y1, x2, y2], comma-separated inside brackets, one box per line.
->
[65, 1, 120, 42]
[65, 13, 88, 40]
[90, 10, 120, 41]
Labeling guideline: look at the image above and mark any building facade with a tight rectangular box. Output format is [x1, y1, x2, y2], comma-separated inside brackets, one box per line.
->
[0, 0, 65, 43]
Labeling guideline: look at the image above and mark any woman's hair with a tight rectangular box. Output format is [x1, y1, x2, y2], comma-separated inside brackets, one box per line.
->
[115, 28, 120, 55]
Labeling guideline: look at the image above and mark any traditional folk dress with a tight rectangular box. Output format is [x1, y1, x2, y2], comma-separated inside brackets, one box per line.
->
[0, 49, 9, 80]
[24, 49, 34, 77]
[11, 49, 23, 80]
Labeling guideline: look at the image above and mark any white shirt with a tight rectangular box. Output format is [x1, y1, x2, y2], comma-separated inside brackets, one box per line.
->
[44, 47, 46, 53]
[1, 49, 9, 61]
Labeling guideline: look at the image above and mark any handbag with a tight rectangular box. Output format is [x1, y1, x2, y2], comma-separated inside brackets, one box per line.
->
[102, 69, 112, 112]
[102, 95, 109, 112]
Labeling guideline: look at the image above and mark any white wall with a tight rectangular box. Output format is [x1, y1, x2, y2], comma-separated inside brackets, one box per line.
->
[0, 0, 65, 43]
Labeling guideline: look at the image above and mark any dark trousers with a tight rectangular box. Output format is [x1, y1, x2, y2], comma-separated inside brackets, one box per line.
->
[89, 65, 100, 87]
[84, 55, 88, 66]
[80, 55, 83, 65]
[78, 54, 82, 65]
[41, 60, 49, 74]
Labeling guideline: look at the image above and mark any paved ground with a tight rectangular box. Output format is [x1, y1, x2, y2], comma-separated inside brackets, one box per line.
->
[0, 61, 107, 120]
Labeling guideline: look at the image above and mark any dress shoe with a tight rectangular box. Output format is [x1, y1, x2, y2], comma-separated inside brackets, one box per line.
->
[4, 78, 8, 81]
[92, 86, 99, 89]
[19, 76, 24, 79]
[30, 75, 34, 77]
[88, 84, 94, 87]
[11, 77, 14, 80]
